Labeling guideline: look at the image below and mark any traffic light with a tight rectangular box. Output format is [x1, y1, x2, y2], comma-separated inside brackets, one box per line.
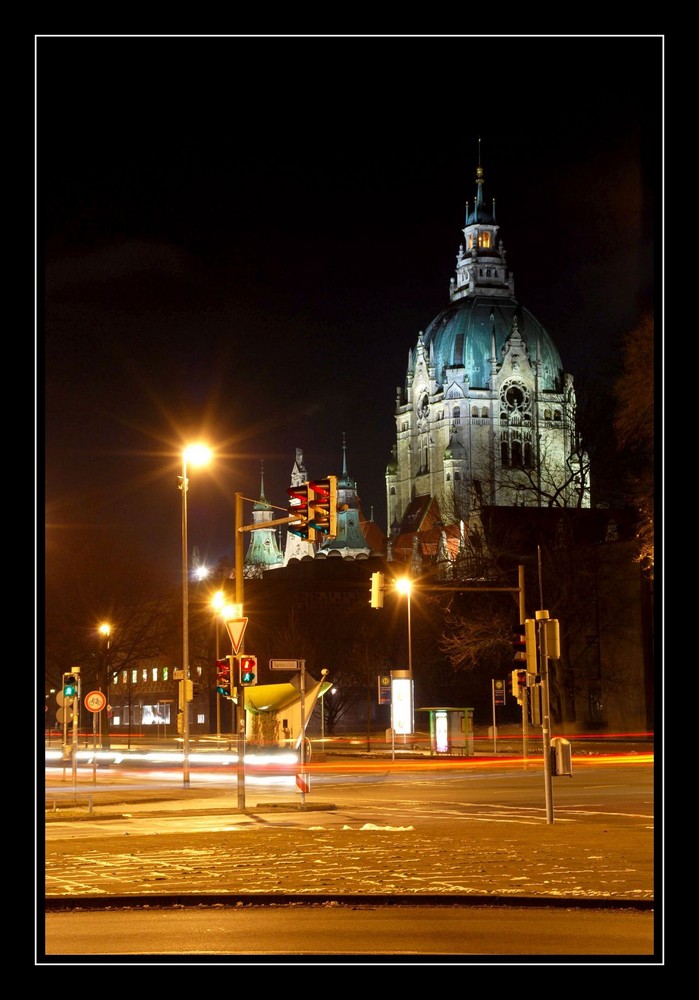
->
[511, 668, 527, 705]
[216, 657, 231, 696]
[287, 483, 310, 539]
[524, 619, 538, 673]
[513, 621, 538, 674]
[370, 571, 385, 608]
[62, 671, 79, 698]
[238, 655, 258, 686]
[307, 476, 338, 540]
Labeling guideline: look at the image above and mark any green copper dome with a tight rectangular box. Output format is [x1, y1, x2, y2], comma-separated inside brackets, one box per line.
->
[422, 294, 564, 393]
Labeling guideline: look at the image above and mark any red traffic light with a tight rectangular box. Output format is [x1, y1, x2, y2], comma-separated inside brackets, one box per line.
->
[512, 624, 527, 661]
[308, 476, 338, 539]
[238, 655, 258, 686]
[216, 657, 231, 695]
[287, 484, 310, 539]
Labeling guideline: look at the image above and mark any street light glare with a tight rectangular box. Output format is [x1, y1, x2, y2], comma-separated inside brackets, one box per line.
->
[183, 443, 212, 468]
[395, 577, 412, 596]
[98, 622, 111, 638]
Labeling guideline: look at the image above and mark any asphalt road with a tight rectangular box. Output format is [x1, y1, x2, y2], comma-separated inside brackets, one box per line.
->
[41, 752, 659, 963]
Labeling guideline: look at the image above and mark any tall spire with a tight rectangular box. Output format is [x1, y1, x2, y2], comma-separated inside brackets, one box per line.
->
[342, 431, 348, 477]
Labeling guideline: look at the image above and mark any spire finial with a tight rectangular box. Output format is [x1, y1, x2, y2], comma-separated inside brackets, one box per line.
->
[342, 432, 348, 477]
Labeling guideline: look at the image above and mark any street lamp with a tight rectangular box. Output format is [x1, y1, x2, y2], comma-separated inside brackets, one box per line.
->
[179, 442, 212, 788]
[98, 622, 112, 749]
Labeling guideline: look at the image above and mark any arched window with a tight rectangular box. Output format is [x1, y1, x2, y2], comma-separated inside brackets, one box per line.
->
[544, 408, 552, 421]
[553, 410, 561, 421]
[524, 441, 532, 468]
[472, 405, 478, 417]
[501, 441, 509, 466]
[453, 407, 461, 424]
[481, 406, 488, 417]
[446, 473, 451, 482]
[454, 471, 461, 481]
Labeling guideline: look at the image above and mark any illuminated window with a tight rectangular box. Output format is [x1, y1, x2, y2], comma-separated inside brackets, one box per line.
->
[151, 667, 158, 682]
[131, 668, 138, 685]
[479, 232, 491, 248]
[162, 666, 169, 681]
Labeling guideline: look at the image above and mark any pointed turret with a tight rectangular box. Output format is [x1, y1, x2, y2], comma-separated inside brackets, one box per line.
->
[244, 461, 284, 577]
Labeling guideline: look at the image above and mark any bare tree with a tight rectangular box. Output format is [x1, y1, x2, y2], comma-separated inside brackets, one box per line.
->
[614, 311, 655, 577]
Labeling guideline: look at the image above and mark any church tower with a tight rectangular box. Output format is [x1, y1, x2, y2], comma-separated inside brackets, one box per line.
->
[317, 433, 371, 559]
[283, 448, 316, 565]
[244, 462, 284, 577]
[387, 151, 589, 553]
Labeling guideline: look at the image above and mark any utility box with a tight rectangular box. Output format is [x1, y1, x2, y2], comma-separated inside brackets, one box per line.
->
[551, 737, 573, 776]
[420, 707, 474, 756]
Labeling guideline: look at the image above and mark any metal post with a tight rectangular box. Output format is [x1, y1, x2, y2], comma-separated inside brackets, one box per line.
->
[299, 660, 306, 807]
[407, 588, 412, 677]
[536, 610, 555, 824]
[92, 708, 98, 785]
[181, 456, 191, 788]
[491, 680, 497, 753]
[215, 623, 221, 740]
[518, 565, 529, 761]
[235, 492, 246, 811]
[71, 675, 80, 794]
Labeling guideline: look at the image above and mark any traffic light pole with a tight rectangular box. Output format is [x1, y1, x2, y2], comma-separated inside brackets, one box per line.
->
[517, 564, 529, 762]
[235, 493, 246, 811]
[536, 609, 555, 824]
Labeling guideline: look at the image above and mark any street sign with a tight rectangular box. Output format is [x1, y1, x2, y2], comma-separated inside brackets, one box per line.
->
[378, 674, 391, 705]
[493, 679, 506, 706]
[84, 690, 107, 713]
[225, 618, 248, 655]
[269, 658, 302, 671]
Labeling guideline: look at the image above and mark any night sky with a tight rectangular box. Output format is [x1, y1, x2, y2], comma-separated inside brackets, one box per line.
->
[40, 35, 661, 583]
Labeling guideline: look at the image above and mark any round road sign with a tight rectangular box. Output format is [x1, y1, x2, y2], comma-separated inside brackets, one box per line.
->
[84, 690, 107, 713]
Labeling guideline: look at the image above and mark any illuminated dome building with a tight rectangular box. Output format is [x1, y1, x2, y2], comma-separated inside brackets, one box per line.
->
[387, 159, 590, 564]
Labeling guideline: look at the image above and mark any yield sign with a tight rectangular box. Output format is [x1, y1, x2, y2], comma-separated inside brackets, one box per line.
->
[225, 618, 248, 654]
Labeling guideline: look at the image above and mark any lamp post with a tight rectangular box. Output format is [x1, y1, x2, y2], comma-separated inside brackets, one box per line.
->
[98, 622, 112, 749]
[394, 578, 413, 678]
[179, 443, 212, 789]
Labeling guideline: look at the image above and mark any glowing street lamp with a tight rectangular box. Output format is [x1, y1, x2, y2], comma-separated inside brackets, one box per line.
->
[180, 443, 212, 788]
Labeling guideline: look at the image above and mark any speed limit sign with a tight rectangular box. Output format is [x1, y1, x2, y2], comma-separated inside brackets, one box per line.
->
[84, 690, 107, 713]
